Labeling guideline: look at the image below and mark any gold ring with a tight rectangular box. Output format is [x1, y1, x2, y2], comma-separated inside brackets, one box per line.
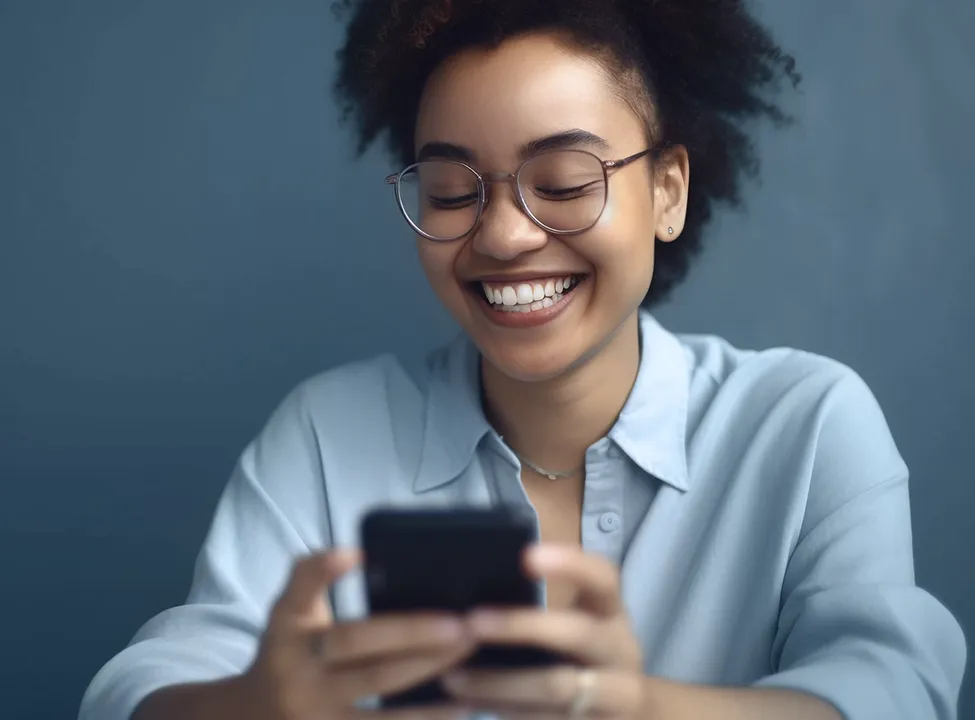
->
[568, 668, 597, 718]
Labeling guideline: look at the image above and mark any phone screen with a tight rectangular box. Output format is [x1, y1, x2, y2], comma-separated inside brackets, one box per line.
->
[360, 507, 566, 707]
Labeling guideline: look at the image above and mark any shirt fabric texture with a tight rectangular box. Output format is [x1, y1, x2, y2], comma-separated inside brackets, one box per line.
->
[79, 311, 967, 720]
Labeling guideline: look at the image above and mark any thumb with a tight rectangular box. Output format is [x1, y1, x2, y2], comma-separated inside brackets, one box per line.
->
[272, 549, 361, 625]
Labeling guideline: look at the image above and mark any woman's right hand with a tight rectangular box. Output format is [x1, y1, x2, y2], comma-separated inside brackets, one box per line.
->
[243, 550, 474, 720]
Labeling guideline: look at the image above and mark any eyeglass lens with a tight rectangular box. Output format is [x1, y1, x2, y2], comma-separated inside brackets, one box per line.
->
[396, 150, 608, 241]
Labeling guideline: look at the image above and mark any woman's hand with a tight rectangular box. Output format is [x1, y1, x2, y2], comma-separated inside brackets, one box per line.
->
[244, 550, 474, 720]
[442, 544, 648, 719]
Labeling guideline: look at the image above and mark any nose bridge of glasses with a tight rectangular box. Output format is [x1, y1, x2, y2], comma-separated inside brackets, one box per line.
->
[482, 171, 543, 238]
[473, 171, 548, 253]
[481, 170, 518, 185]
[479, 170, 525, 212]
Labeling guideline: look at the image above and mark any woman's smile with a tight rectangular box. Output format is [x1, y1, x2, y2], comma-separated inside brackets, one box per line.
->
[469, 273, 589, 328]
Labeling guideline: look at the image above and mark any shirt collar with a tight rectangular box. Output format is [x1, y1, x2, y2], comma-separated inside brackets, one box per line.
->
[413, 334, 492, 493]
[413, 310, 691, 493]
[607, 311, 690, 491]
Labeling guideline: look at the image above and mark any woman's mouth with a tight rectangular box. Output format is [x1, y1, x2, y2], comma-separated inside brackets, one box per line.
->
[476, 274, 586, 314]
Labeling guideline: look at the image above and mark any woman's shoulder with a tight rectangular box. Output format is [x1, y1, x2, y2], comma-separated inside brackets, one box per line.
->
[269, 352, 432, 436]
[675, 330, 906, 493]
[677, 331, 878, 410]
[240, 352, 439, 509]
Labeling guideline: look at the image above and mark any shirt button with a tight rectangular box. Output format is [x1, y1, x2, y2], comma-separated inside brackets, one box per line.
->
[598, 512, 621, 533]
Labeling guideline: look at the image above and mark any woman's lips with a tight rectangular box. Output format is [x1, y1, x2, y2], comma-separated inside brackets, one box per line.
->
[470, 275, 586, 329]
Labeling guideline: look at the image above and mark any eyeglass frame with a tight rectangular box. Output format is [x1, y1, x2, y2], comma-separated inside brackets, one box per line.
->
[384, 147, 657, 242]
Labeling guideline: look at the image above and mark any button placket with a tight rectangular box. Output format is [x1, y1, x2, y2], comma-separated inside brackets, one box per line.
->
[598, 511, 621, 533]
[581, 440, 626, 563]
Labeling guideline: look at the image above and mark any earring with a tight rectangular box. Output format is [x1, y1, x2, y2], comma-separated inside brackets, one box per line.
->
[667, 227, 674, 235]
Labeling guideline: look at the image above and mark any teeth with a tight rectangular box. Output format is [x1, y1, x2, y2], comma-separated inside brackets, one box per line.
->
[498, 293, 563, 311]
[481, 275, 581, 312]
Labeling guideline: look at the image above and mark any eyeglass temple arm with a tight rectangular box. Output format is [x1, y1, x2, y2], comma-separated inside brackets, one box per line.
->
[604, 147, 656, 170]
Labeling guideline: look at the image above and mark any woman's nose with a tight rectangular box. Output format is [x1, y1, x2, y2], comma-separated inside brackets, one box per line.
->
[470, 186, 549, 261]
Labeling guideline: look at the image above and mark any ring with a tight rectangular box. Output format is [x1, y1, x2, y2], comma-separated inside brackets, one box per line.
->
[568, 668, 597, 718]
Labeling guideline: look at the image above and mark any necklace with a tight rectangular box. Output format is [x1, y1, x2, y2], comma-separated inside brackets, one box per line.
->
[500, 436, 581, 481]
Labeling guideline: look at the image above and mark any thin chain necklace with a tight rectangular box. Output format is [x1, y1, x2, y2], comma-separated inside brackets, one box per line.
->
[500, 436, 581, 481]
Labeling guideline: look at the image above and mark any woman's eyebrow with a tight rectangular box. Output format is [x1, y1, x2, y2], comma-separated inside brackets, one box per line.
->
[519, 129, 610, 159]
[415, 129, 609, 164]
[416, 142, 475, 162]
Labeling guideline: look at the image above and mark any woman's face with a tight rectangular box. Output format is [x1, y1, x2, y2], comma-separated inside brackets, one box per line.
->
[413, 33, 688, 382]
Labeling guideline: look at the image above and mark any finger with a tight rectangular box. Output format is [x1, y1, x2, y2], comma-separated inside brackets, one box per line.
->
[465, 608, 620, 666]
[461, 713, 580, 720]
[525, 544, 622, 616]
[466, 711, 602, 720]
[324, 613, 469, 665]
[442, 666, 642, 716]
[327, 642, 476, 704]
[462, 714, 578, 720]
[272, 549, 361, 625]
[351, 704, 471, 720]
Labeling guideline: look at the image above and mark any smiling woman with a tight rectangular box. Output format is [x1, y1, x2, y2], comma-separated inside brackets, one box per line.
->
[79, 1, 966, 720]
[404, 33, 677, 382]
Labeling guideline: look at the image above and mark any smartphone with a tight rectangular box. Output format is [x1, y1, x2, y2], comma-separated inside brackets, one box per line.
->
[361, 506, 567, 707]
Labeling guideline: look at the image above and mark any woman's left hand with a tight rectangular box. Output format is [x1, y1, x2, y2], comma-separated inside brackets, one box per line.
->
[442, 543, 648, 719]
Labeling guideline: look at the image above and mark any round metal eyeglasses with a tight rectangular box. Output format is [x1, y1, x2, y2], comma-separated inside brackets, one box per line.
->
[385, 148, 653, 242]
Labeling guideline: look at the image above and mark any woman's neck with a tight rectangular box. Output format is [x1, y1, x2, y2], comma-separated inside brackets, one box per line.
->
[481, 312, 642, 474]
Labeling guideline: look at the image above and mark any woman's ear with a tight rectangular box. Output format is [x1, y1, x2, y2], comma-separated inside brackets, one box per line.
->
[653, 145, 690, 242]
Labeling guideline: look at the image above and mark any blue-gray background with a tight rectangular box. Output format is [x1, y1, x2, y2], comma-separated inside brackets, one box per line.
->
[1, 1, 972, 718]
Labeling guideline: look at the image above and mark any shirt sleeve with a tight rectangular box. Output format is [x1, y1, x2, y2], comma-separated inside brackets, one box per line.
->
[753, 368, 967, 720]
[78, 386, 333, 720]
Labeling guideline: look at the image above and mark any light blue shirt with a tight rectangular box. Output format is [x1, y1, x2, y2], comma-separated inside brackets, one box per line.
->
[79, 311, 966, 720]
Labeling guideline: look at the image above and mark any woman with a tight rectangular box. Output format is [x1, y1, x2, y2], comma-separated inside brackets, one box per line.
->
[81, 1, 966, 719]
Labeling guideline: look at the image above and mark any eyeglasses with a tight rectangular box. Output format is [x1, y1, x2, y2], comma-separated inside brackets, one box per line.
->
[385, 148, 653, 242]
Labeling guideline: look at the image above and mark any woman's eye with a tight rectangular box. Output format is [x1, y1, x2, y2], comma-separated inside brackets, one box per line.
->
[533, 179, 603, 200]
[427, 192, 478, 208]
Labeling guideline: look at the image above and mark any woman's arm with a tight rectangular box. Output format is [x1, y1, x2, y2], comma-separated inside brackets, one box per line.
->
[635, 369, 966, 720]
[650, 371, 966, 720]
[132, 675, 259, 720]
[643, 678, 840, 720]
[79, 386, 332, 720]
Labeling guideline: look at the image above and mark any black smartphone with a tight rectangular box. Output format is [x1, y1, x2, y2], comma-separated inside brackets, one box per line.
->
[360, 506, 567, 707]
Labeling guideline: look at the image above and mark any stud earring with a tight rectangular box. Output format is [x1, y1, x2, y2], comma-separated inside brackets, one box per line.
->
[667, 227, 674, 234]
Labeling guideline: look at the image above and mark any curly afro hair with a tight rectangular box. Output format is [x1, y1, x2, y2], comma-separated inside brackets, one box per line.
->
[332, 0, 800, 306]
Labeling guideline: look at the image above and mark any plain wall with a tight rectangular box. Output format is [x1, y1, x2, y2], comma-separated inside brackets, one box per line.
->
[1, 1, 972, 718]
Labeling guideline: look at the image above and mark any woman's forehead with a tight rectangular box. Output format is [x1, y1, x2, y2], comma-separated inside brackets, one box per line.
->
[414, 34, 644, 162]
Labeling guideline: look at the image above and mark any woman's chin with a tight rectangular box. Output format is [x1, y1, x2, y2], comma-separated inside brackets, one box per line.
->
[478, 344, 583, 384]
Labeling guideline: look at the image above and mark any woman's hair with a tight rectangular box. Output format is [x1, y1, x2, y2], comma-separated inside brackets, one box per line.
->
[333, 0, 800, 306]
